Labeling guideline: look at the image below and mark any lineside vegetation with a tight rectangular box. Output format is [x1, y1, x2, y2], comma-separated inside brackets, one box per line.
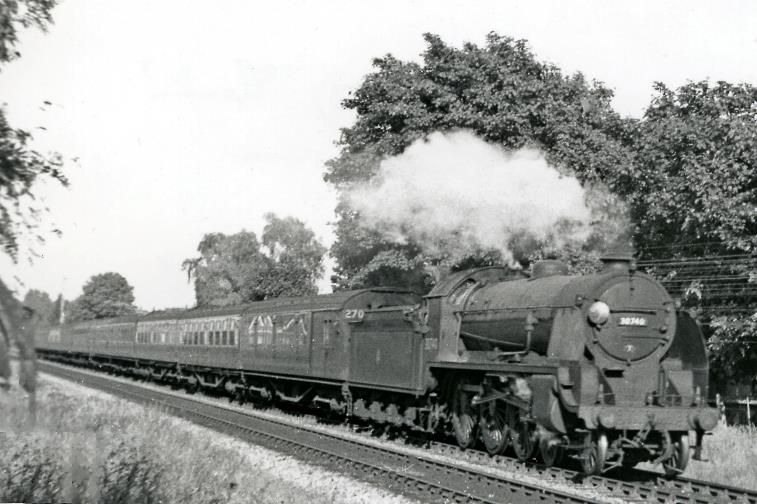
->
[0, 371, 409, 504]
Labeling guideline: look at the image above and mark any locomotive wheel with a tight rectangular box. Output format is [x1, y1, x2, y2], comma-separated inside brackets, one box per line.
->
[479, 403, 509, 455]
[663, 432, 690, 476]
[539, 434, 564, 467]
[508, 408, 537, 462]
[452, 412, 477, 449]
[581, 432, 608, 475]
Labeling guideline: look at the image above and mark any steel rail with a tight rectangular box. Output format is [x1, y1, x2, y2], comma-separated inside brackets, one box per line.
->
[39, 361, 604, 504]
[423, 438, 757, 504]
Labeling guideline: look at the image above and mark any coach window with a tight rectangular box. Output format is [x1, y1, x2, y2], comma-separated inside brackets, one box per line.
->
[248, 318, 257, 346]
[254, 317, 263, 345]
[322, 320, 338, 348]
[298, 314, 310, 347]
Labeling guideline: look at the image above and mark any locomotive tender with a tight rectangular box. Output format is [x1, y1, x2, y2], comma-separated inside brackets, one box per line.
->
[36, 254, 718, 475]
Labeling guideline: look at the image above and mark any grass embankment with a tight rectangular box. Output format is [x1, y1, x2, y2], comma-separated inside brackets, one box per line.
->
[685, 423, 757, 490]
[0, 373, 412, 504]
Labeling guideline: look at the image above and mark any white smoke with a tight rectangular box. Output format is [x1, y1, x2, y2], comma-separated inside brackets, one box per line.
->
[345, 130, 597, 266]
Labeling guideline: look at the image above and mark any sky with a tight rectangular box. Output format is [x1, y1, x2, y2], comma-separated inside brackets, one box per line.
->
[0, 0, 755, 310]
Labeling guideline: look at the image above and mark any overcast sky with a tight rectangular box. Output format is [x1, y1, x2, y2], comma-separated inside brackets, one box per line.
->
[0, 0, 755, 309]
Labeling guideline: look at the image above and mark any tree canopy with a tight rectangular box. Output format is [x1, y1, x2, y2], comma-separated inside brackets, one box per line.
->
[182, 213, 326, 307]
[324, 32, 636, 290]
[0, 0, 66, 262]
[66, 272, 136, 322]
[630, 81, 757, 256]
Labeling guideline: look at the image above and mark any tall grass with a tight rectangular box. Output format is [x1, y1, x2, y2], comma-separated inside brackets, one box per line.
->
[0, 376, 406, 504]
[685, 423, 757, 490]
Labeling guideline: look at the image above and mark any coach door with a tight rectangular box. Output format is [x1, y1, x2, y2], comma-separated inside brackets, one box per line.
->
[310, 312, 347, 380]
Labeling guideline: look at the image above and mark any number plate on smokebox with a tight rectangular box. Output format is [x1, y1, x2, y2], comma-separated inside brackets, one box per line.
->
[618, 316, 648, 327]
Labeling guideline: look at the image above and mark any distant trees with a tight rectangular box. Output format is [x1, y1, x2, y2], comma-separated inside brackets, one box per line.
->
[21, 289, 53, 323]
[182, 213, 326, 307]
[0, 0, 66, 261]
[66, 272, 136, 322]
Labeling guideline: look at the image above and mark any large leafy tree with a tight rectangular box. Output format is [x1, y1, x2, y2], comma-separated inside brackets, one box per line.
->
[182, 214, 326, 306]
[629, 81, 757, 256]
[324, 33, 636, 290]
[66, 272, 136, 321]
[0, 0, 66, 261]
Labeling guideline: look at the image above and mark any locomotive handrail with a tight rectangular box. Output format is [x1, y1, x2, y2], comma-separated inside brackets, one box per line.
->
[459, 305, 571, 314]
[459, 331, 525, 348]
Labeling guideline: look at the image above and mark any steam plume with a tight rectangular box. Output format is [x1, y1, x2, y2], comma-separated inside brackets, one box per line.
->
[345, 130, 613, 266]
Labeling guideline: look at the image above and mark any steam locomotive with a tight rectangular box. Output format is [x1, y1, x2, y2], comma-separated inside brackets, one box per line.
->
[36, 254, 719, 475]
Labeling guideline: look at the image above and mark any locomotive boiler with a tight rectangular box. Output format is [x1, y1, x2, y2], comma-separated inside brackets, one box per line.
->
[35, 254, 718, 476]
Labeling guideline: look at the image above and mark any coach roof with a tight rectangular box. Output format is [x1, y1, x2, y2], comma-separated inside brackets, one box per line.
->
[139, 288, 420, 322]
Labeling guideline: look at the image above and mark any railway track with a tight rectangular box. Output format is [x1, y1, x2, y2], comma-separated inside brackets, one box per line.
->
[38, 361, 603, 504]
[426, 440, 757, 504]
[38, 360, 757, 504]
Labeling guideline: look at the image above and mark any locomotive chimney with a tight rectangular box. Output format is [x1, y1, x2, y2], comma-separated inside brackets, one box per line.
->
[600, 244, 636, 274]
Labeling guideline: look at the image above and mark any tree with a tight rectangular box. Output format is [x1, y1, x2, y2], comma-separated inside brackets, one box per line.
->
[21, 288, 52, 323]
[629, 81, 757, 257]
[0, 0, 66, 261]
[48, 292, 65, 325]
[707, 314, 757, 390]
[259, 213, 328, 298]
[66, 272, 136, 322]
[324, 33, 637, 290]
[182, 214, 326, 306]
[182, 231, 268, 306]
